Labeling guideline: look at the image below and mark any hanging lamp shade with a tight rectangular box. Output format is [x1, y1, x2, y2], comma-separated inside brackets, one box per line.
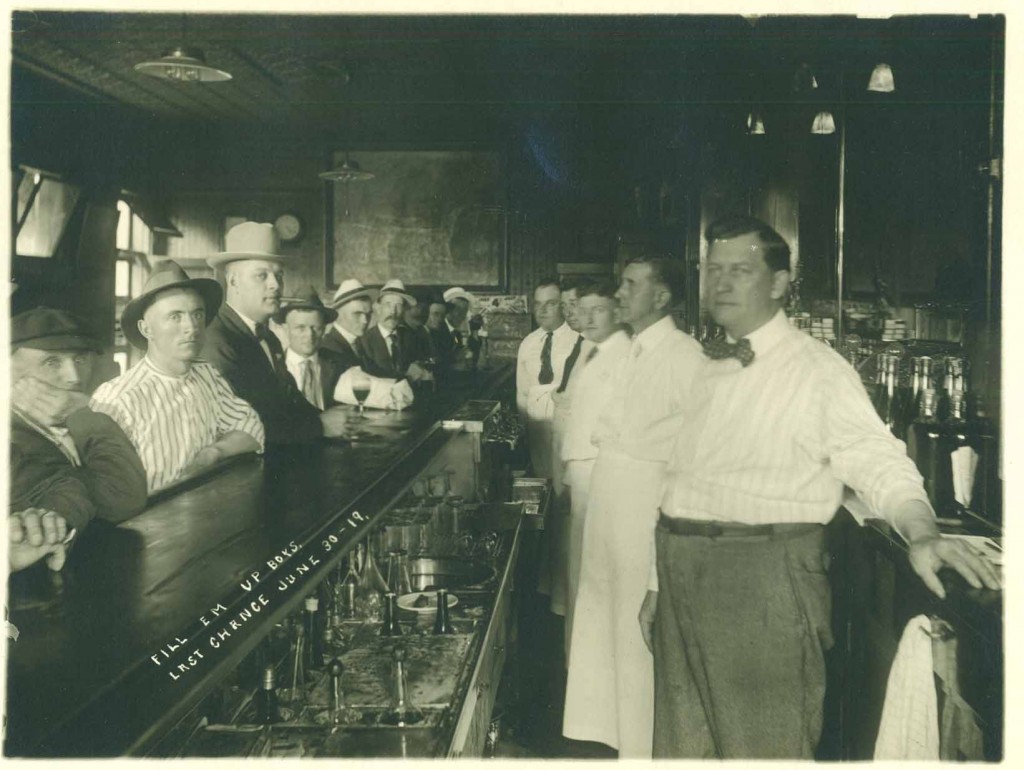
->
[792, 63, 819, 92]
[811, 111, 837, 135]
[867, 63, 896, 92]
[746, 112, 766, 135]
[135, 47, 232, 82]
[318, 157, 375, 183]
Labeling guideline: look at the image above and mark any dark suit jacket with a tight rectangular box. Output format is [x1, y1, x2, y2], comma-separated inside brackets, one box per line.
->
[356, 324, 429, 379]
[10, 409, 148, 529]
[202, 304, 323, 444]
[319, 326, 362, 373]
[430, 324, 458, 369]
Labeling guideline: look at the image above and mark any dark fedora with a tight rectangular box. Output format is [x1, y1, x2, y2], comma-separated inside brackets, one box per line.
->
[122, 260, 223, 350]
[273, 286, 338, 325]
[11, 307, 100, 352]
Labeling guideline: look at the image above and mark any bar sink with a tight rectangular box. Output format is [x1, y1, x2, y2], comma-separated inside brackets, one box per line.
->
[408, 558, 494, 590]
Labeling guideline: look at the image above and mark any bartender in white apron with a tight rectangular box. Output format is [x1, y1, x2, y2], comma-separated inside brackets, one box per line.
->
[559, 280, 629, 660]
[563, 258, 704, 758]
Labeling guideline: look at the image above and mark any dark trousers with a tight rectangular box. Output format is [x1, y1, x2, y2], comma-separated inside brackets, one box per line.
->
[652, 522, 834, 759]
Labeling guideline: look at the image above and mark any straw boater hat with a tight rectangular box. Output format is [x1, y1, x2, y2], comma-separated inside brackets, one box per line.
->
[11, 308, 101, 352]
[206, 221, 293, 269]
[273, 286, 338, 325]
[330, 278, 376, 309]
[377, 278, 416, 307]
[121, 260, 223, 351]
[443, 286, 474, 305]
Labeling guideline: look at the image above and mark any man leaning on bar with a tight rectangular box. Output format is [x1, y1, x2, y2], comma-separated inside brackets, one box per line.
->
[640, 215, 1001, 759]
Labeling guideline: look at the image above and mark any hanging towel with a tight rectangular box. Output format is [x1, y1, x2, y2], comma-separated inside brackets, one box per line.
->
[874, 614, 940, 759]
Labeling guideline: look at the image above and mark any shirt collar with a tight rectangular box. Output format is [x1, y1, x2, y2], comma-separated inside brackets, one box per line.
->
[446, 318, 457, 333]
[143, 354, 193, 379]
[596, 329, 629, 352]
[378, 322, 399, 338]
[286, 348, 318, 368]
[730, 308, 789, 358]
[332, 322, 359, 345]
[633, 314, 675, 351]
[227, 302, 264, 336]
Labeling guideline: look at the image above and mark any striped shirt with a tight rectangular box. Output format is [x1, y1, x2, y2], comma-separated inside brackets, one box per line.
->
[91, 357, 265, 494]
[653, 309, 932, 588]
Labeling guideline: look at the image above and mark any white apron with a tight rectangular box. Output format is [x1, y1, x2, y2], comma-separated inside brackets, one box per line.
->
[563, 446, 662, 757]
[563, 456, 595, 660]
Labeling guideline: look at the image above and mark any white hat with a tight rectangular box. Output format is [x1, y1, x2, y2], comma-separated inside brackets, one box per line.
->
[443, 286, 474, 305]
[330, 278, 376, 308]
[207, 222, 292, 268]
[378, 279, 416, 307]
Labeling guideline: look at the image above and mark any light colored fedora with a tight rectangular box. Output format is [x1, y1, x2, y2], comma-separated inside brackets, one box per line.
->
[378, 278, 416, 307]
[330, 278, 376, 309]
[443, 286, 474, 305]
[122, 260, 223, 350]
[207, 222, 293, 269]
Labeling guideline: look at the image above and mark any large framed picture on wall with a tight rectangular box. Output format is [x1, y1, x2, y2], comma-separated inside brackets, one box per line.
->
[324, 149, 508, 291]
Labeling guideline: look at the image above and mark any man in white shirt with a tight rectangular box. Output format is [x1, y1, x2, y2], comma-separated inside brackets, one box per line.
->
[276, 287, 343, 411]
[641, 216, 1000, 758]
[545, 277, 595, 618]
[92, 260, 265, 494]
[563, 257, 703, 758]
[515, 278, 576, 481]
[558, 279, 630, 659]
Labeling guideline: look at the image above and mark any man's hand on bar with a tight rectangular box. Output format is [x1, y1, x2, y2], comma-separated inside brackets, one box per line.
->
[8, 508, 71, 572]
[908, 535, 1002, 599]
[319, 406, 351, 438]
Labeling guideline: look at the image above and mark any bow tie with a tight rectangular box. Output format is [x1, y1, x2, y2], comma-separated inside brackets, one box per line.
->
[702, 337, 755, 367]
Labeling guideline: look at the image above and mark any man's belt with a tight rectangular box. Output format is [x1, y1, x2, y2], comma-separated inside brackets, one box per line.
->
[657, 512, 822, 540]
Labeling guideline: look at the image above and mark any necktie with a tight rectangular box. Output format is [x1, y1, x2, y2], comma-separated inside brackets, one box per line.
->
[702, 336, 755, 367]
[538, 331, 554, 385]
[388, 331, 402, 374]
[453, 329, 463, 348]
[254, 322, 284, 374]
[586, 346, 599, 364]
[300, 359, 320, 409]
[556, 334, 585, 393]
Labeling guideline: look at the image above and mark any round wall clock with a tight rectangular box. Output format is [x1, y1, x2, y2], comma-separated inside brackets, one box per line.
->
[274, 213, 304, 243]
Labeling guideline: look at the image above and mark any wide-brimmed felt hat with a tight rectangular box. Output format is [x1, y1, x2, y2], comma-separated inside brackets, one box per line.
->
[330, 278, 376, 309]
[11, 307, 101, 352]
[207, 222, 294, 269]
[273, 286, 338, 325]
[443, 286, 474, 305]
[377, 278, 416, 307]
[122, 260, 223, 350]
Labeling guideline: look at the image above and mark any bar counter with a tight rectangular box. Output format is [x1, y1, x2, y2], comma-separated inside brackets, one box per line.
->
[4, 364, 516, 758]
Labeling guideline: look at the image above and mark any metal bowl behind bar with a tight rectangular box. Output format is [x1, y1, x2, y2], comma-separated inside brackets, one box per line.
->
[408, 559, 493, 591]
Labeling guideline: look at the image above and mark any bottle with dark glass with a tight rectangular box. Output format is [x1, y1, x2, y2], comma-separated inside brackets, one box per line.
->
[254, 664, 282, 724]
[888, 356, 912, 439]
[903, 356, 933, 440]
[381, 592, 404, 637]
[303, 596, 325, 673]
[943, 389, 972, 518]
[969, 393, 1002, 524]
[871, 354, 891, 418]
[433, 589, 455, 635]
[906, 389, 955, 519]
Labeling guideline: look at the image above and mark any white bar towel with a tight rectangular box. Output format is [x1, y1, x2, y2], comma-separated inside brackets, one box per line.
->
[874, 614, 940, 759]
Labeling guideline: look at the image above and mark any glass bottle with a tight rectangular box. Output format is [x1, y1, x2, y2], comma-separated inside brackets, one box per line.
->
[385, 550, 414, 596]
[943, 389, 971, 518]
[380, 592, 404, 637]
[969, 393, 1001, 524]
[339, 552, 360, 620]
[380, 646, 424, 727]
[254, 664, 282, 724]
[906, 389, 955, 518]
[433, 588, 455, 635]
[888, 356, 912, 439]
[871, 353, 891, 416]
[327, 658, 360, 726]
[355, 541, 389, 622]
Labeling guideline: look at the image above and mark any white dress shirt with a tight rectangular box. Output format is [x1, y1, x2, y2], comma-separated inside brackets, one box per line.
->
[515, 322, 577, 422]
[592, 314, 704, 462]
[561, 330, 631, 463]
[653, 308, 933, 589]
[227, 302, 276, 368]
[285, 348, 324, 410]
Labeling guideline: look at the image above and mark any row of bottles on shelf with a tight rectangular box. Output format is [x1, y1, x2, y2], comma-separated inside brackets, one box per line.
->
[872, 352, 999, 523]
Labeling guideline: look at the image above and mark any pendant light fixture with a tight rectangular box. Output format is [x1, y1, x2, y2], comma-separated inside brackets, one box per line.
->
[320, 153, 375, 218]
[135, 47, 232, 82]
[811, 111, 837, 135]
[746, 111, 766, 136]
[792, 63, 819, 92]
[867, 62, 896, 92]
[134, 15, 232, 83]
